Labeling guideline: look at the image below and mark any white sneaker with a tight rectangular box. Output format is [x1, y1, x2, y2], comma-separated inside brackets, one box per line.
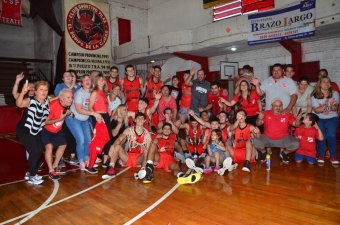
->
[28, 175, 44, 185]
[185, 158, 203, 174]
[174, 152, 186, 163]
[24, 172, 30, 180]
[217, 157, 232, 175]
[134, 169, 146, 179]
[228, 163, 238, 172]
[95, 157, 102, 163]
[93, 164, 99, 168]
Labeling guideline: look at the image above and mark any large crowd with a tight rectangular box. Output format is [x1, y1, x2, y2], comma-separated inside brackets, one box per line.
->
[13, 63, 339, 185]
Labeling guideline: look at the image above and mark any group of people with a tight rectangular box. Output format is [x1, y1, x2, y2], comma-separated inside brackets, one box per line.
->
[14, 62, 339, 186]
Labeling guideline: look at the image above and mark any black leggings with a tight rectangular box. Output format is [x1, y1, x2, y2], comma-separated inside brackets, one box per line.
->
[16, 127, 43, 176]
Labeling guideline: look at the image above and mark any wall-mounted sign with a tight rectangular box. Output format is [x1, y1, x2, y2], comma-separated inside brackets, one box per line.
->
[0, 0, 22, 26]
[248, 0, 316, 45]
[64, 0, 111, 76]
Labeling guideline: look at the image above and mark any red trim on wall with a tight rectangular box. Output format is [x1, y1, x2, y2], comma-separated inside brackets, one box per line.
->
[279, 40, 302, 80]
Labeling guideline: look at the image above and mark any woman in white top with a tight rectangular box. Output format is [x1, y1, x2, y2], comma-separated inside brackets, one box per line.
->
[108, 84, 121, 116]
[292, 75, 314, 116]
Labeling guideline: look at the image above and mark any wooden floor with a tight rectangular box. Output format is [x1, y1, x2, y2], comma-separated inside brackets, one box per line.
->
[1, 146, 340, 225]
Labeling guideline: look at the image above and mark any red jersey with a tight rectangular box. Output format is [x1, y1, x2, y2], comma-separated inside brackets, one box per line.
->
[188, 124, 202, 144]
[232, 90, 260, 116]
[92, 90, 109, 113]
[294, 126, 319, 157]
[205, 128, 227, 143]
[106, 77, 120, 92]
[207, 90, 230, 116]
[44, 99, 65, 133]
[263, 110, 295, 140]
[234, 124, 251, 149]
[332, 82, 340, 94]
[158, 96, 177, 121]
[180, 83, 191, 109]
[128, 127, 149, 153]
[145, 77, 162, 108]
[123, 77, 140, 112]
[157, 137, 175, 156]
[142, 111, 151, 131]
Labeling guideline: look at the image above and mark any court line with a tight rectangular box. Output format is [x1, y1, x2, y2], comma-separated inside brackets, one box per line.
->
[0, 167, 130, 225]
[0, 168, 79, 187]
[14, 180, 59, 225]
[124, 169, 192, 225]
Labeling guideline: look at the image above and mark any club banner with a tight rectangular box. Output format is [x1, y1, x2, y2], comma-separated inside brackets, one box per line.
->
[0, 0, 22, 26]
[64, 0, 111, 76]
[248, 0, 316, 46]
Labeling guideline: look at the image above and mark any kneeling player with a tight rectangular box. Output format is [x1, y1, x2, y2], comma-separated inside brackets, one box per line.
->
[104, 112, 151, 179]
[143, 123, 201, 184]
[229, 109, 260, 172]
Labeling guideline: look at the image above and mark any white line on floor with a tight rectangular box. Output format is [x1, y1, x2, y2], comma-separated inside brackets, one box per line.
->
[14, 180, 59, 225]
[124, 169, 192, 225]
[0, 167, 130, 225]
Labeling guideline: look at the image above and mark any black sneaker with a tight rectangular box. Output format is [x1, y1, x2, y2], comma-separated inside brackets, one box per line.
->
[242, 160, 251, 172]
[85, 166, 98, 174]
[280, 152, 290, 163]
[143, 163, 154, 183]
[260, 152, 267, 162]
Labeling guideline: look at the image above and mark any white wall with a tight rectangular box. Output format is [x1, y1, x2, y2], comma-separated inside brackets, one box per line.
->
[160, 57, 201, 84]
[108, 1, 148, 47]
[0, 17, 35, 58]
[208, 37, 340, 85]
[148, 0, 212, 35]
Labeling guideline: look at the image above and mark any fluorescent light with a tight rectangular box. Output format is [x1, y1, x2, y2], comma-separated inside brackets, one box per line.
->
[231, 47, 237, 51]
[150, 60, 155, 63]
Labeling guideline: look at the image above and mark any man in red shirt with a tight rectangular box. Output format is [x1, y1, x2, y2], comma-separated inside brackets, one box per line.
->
[121, 65, 144, 113]
[253, 98, 302, 163]
[178, 70, 192, 123]
[204, 81, 230, 117]
[106, 66, 120, 91]
[42, 89, 73, 180]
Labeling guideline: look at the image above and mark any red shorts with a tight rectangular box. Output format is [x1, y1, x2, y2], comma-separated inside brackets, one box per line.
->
[188, 143, 204, 155]
[125, 152, 142, 167]
[232, 147, 255, 163]
[155, 152, 177, 172]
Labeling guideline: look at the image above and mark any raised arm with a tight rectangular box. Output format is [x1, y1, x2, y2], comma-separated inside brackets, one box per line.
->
[12, 72, 24, 100]
[16, 83, 29, 108]
[188, 109, 211, 128]
[184, 68, 195, 86]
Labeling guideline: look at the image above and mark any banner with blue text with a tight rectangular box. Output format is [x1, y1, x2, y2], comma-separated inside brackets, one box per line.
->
[247, 0, 315, 46]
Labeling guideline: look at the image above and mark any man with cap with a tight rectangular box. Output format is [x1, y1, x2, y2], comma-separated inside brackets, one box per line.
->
[253, 98, 302, 163]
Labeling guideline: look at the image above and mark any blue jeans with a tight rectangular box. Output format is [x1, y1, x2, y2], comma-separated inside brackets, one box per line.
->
[316, 117, 339, 157]
[65, 116, 91, 163]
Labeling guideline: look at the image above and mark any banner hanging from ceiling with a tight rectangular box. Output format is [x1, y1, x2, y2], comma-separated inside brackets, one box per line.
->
[248, 0, 316, 46]
[64, 0, 111, 76]
[0, 0, 22, 26]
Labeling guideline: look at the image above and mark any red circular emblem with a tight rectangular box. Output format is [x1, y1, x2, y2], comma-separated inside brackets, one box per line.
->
[66, 3, 109, 50]
[282, 83, 287, 88]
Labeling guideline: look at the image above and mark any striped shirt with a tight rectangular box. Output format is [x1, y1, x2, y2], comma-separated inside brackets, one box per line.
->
[18, 97, 50, 135]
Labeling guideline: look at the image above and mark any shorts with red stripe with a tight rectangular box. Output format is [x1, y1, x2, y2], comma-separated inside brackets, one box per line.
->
[188, 143, 204, 155]
[125, 152, 142, 167]
[155, 152, 177, 172]
[232, 147, 255, 163]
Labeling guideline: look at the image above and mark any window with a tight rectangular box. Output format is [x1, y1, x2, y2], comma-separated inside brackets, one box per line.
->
[213, 0, 275, 21]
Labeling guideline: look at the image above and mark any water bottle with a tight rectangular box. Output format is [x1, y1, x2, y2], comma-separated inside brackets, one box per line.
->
[266, 154, 270, 171]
